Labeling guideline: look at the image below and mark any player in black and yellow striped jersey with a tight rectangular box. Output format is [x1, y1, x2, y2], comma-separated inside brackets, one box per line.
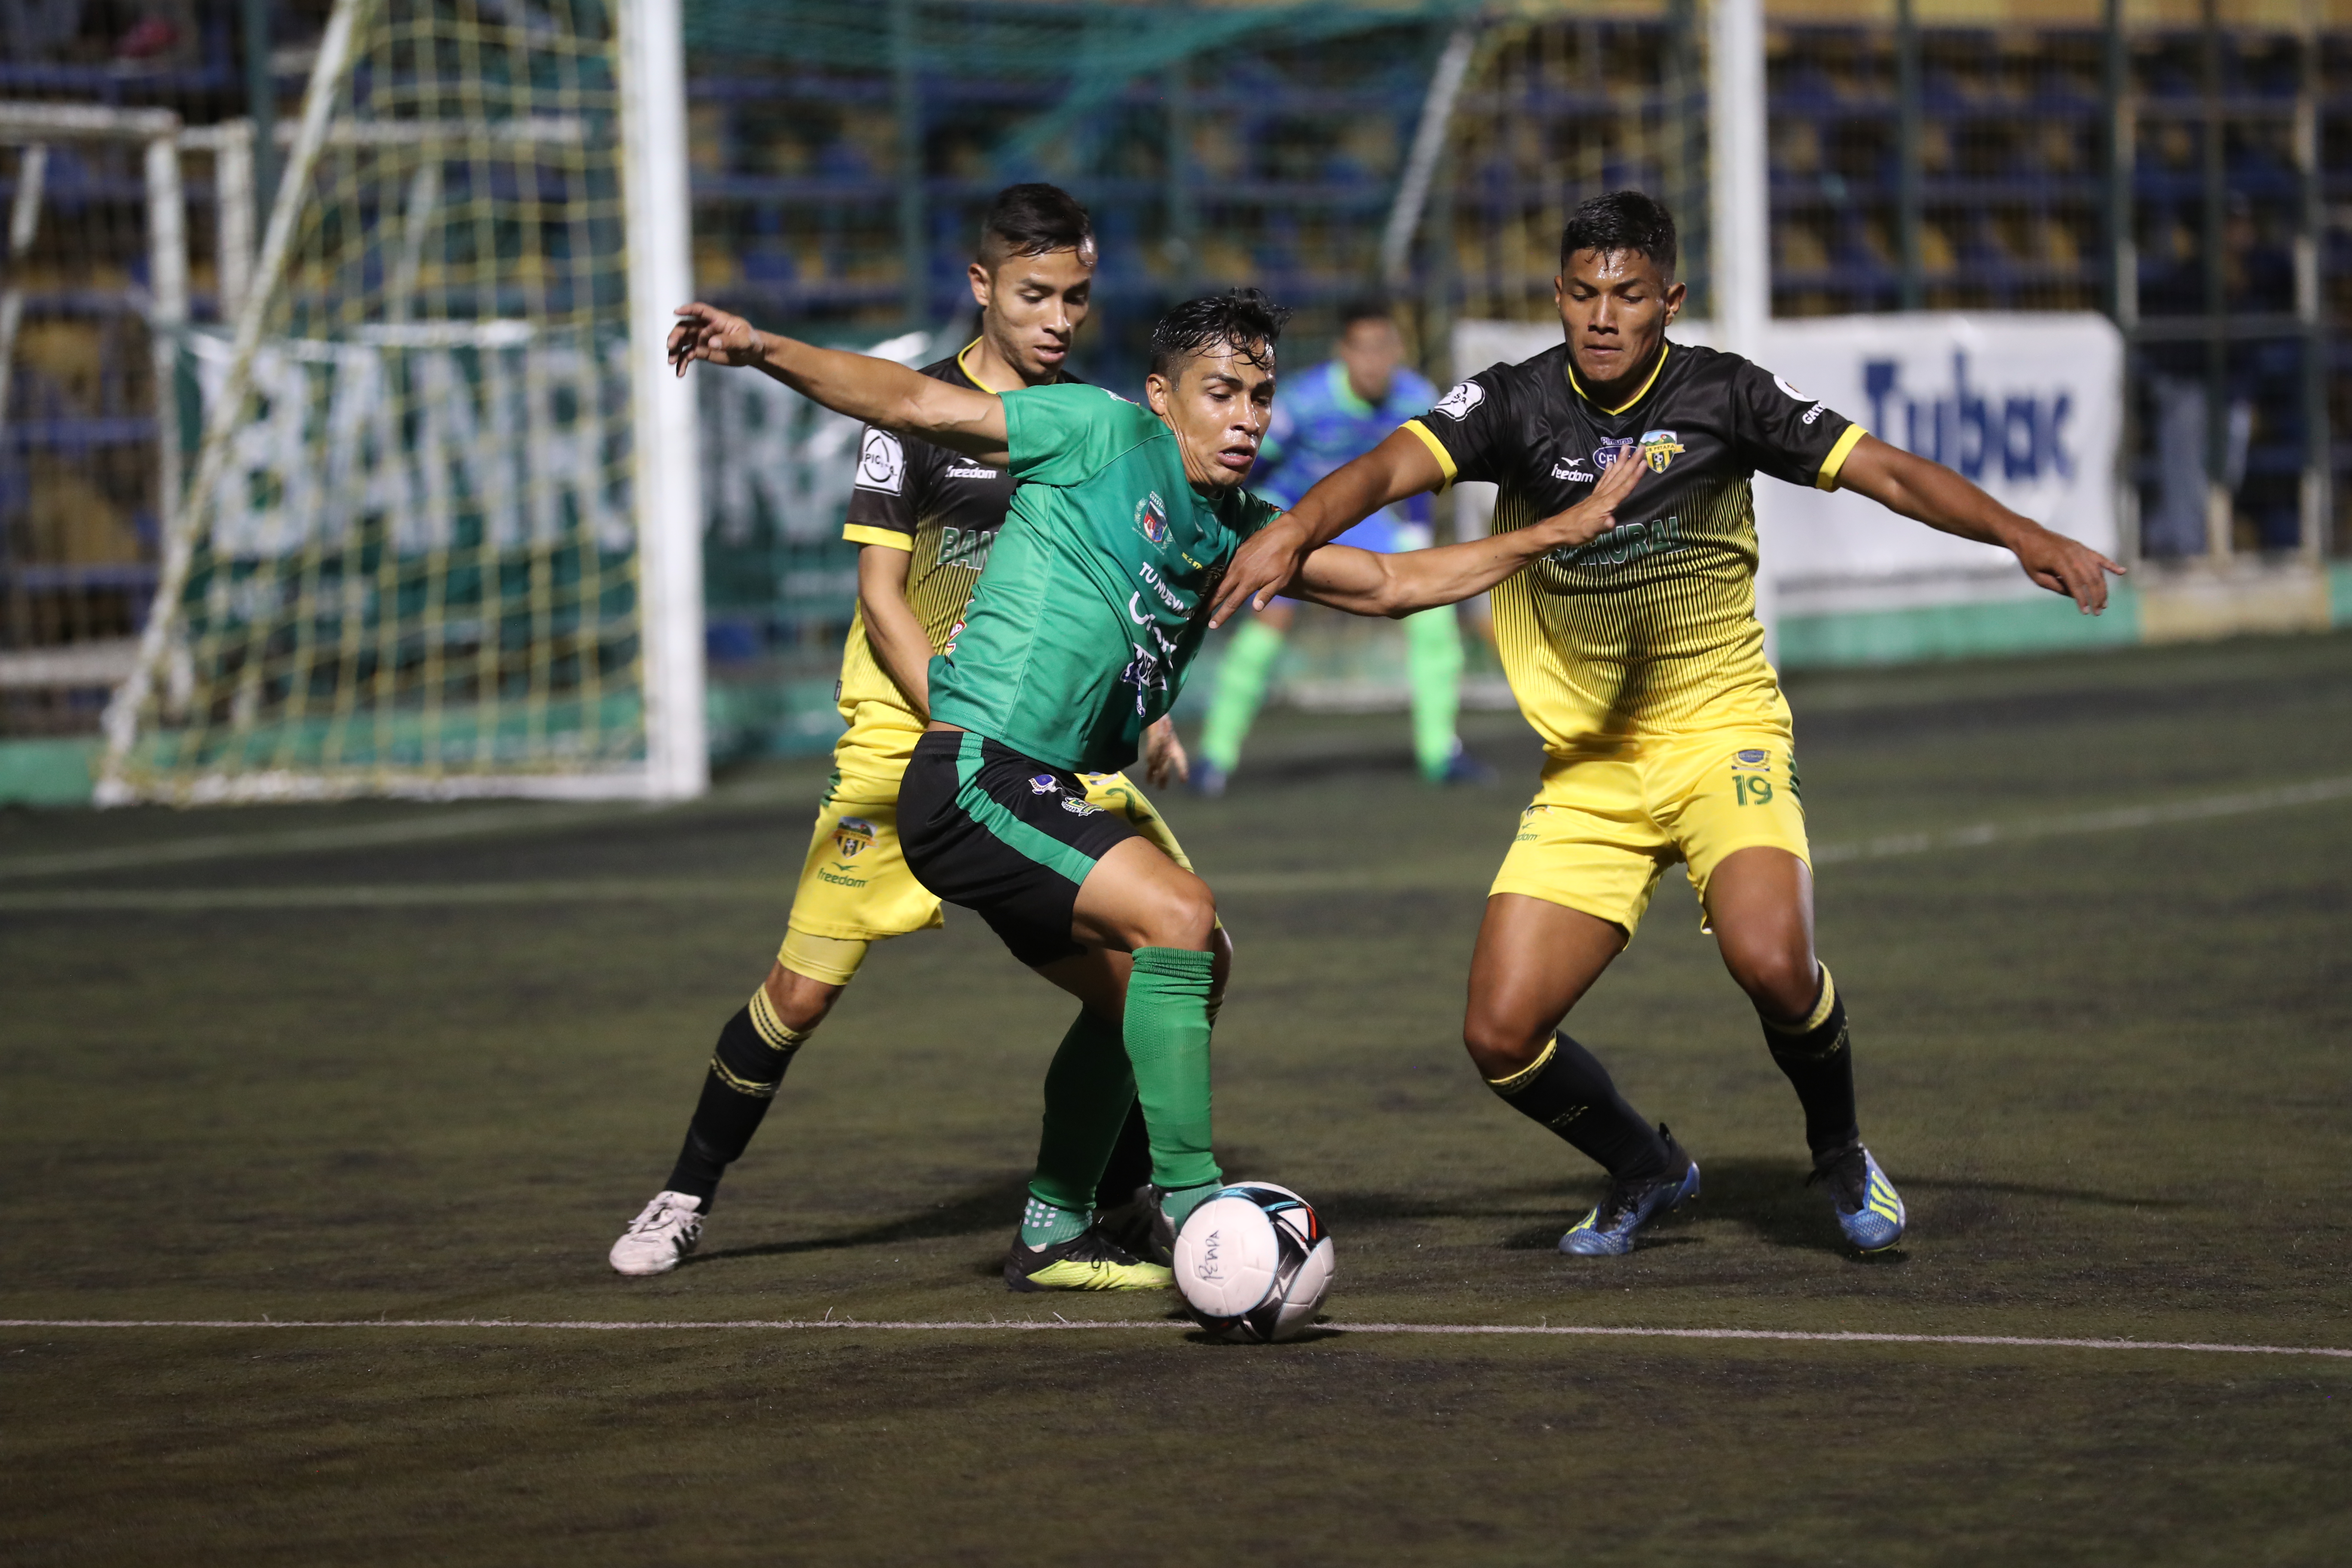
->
[610, 185, 1207, 1286]
[1212, 190, 2122, 1258]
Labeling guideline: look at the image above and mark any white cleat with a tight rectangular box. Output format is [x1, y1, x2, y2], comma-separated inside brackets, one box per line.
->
[608, 1190, 704, 1276]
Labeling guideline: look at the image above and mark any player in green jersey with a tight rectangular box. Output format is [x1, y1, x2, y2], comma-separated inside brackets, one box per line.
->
[668, 289, 1648, 1290]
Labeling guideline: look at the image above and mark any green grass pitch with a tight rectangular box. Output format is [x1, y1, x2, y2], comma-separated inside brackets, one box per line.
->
[4, 631, 2350, 1565]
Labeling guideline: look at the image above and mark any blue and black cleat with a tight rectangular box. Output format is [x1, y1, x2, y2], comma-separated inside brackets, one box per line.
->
[1810, 1141, 1907, 1253]
[1559, 1128, 1701, 1257]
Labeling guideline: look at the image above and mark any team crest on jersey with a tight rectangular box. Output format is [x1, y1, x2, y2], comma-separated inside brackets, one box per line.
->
[1060, 797, 1101, 817]
[1433, 380, 1485, 421]
[1029, 774, 1062, 795]
[834, 817, 878, 858]
[1637, 429, 1685, 473]
[1732, 749, 1770, 769]
[855, 429, 906, 495]
[1134, 491, 1172, 548]
[1773, 374, 1810, 401]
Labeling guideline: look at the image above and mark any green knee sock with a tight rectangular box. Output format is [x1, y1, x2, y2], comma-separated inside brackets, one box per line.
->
[1200, 617, 1286, 774]
[1123, 947, 1221, 1194]
[1403, 605, 1465, 780]
[1026, 1009, 1136, 1227]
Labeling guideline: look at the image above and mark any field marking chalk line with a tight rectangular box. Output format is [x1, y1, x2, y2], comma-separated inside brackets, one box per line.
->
[3, 772, 2346, 913]
[1, 1319, 2345, 1360]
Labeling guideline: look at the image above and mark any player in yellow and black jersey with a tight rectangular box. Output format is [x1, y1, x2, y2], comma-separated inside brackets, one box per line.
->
[1213, 190, 2122, 1259]
[609, 185, 1210, 1282]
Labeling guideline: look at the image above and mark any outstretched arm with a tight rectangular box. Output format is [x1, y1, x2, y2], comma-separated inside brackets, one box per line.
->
[668, 303, 1009, 465]
[1208, 426, 1446, 627]
[1291, 441, 1644, 618]
[1834, 434, 2123, 613]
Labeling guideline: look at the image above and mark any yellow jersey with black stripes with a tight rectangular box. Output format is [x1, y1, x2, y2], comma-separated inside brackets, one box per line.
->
[835, 344, 1081, 747]
[1403, 340, 1865, 751]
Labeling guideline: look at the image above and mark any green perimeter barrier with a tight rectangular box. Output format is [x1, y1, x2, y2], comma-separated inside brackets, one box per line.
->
[1777, 585, 2147, 669]
[0, 738, 104, 806]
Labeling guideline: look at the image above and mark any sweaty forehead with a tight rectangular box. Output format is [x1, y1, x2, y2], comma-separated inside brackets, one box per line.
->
[1183, 340, 1276, 383]
[1564, 248, 1669, 288]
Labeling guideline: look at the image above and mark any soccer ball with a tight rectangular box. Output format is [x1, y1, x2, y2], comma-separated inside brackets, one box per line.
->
[1171, 1182, 1335, 1343]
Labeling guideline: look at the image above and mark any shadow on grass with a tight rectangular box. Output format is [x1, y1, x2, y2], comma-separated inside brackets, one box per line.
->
[691, 1172, 1033, 1264]
[1472, 1159, 2187, 1259]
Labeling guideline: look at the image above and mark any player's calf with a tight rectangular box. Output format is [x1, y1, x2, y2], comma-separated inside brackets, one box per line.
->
[1481, 1031, 1676, 1191]
[609, 978, 822, 1276]
[1757, 965, 1906, 1252]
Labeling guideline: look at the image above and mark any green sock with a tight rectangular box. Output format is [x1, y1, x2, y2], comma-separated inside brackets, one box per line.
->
[1159, 1179, 1222, 1233]
[1403, 605, 1465, 780]
[1200, 617, 1286, 774]
[1026, 1009, 1136, 1215]
[1123, 947, 1222, 1194]
[1019, 1194, 1089, 1249]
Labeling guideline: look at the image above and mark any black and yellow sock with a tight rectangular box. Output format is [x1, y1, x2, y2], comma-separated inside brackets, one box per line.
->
[1026, 1009, 1136, 1219]
[1485, 1033, 1670, 1179]
[665, 986, 811, 1206]
[1761, 964, 1858, 1157]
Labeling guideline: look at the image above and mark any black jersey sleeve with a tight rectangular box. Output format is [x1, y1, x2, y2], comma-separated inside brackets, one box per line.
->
[1728, 356, 1868, 492]
[1400, 364, 1516, 488]
[842, 425, 922, 550]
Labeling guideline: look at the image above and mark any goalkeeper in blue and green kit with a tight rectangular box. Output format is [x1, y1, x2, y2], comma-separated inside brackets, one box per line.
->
[669, 288, 1649, 1291]
[1194, 297, 1489, 794]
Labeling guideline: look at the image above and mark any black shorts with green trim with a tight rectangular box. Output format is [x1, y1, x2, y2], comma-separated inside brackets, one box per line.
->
[899, 729, 1140, 968]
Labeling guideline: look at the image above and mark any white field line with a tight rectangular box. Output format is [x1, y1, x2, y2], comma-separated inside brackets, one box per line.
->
[2, 773, 2346, 914]
[1808, 773, 2352, 866]
[0, 1317, 2346, 1360]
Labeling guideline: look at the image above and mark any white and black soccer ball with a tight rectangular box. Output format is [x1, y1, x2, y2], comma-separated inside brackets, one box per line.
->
[1171, 1182, 1335, 1344]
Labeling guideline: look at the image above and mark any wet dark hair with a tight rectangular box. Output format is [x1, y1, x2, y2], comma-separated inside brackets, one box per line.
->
[1148, 287, 1293, 377]
[1559, 190, 1678, 277]
[977, 183, 1096, 269]
[1336, 295, 1395, 333]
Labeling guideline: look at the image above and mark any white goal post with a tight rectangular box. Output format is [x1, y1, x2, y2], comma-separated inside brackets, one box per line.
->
[92, 0, 705, 805]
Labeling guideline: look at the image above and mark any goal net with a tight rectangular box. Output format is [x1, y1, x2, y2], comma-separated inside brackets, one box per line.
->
[98, 0, 702, 804]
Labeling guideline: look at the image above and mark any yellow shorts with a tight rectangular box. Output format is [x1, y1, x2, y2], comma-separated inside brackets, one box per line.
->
[779, 753, 1196, 983]
[1490, 727, 1810, 938]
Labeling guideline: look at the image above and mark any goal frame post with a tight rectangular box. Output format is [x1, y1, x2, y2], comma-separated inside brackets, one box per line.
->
[86, 0, 709, 806]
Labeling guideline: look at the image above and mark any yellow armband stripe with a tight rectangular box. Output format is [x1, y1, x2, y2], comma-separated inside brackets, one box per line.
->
[843, 524, 914, 551]
[1816, 424, 1867, 491]
[1402, 419, 1458, 491]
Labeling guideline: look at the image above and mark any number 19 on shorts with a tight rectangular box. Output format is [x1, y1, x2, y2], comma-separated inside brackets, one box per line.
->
[1733, 775, 1775, 807]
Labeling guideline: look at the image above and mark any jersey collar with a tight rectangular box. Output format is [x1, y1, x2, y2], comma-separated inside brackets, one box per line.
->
[1564, 340, 1670, 417]
[954, 338, 1008, 394]
[956, 337, 1069, 395]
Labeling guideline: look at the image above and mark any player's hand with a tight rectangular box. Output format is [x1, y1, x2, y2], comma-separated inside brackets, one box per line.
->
[2013, 526, 2125, 614]
[1529, 438, 1644, 552]
[668, 303, 764, 378]
[1142, 716, 1190, 790]
[1209, 513, 1311, 628]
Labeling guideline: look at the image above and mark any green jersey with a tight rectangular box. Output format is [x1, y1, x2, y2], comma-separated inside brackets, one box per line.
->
[927, 383, 1279, 773]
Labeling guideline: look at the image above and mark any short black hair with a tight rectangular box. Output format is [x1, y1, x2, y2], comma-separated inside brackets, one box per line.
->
[1148, 288, 1293, 377]
[1559, 190, 1678, 277]
[977, 183, 1096, 269]
[1336, 295, 1395, 333]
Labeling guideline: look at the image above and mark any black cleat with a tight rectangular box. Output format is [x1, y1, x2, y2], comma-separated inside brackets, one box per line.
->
[1004, 1225, 1173, 1292]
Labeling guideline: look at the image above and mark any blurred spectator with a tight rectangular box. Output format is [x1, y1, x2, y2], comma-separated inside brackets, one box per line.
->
[2141, 196, 2295, 556]
[1193, 298, 1491, 795]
